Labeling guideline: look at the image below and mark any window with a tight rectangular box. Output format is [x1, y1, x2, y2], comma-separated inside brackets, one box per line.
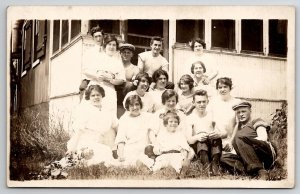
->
[23, 20, 32, 70]
[176, 20, 205, 43]
[71, 20, 81, 39]
[53, 20, 60, 53]
[34, 20, 47, 60]
[269, 20, 287, 57]
[90, 20, 120, 35]
[52, 20, 81, 54]
[211, 20, 235, 50]
[127, 19, 165, 65]
[61, 20, 69, 47]
[241, 20, 263, 53]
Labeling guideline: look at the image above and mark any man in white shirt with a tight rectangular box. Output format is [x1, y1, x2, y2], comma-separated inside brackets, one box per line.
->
[79, 26, 104, 101]
[138, 36, 174, 89]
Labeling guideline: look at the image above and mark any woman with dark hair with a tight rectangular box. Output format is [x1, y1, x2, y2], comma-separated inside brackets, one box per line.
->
[68, 84, 118, 166]
[115, 95, 154, 168]
[82, 35, 125, 116]
[187, 38, 218, 86]
[209, 77, 242, 153]
[177, 74, 195, 114]
[149, 69, 169, 112]
[122, 72, 155, 113]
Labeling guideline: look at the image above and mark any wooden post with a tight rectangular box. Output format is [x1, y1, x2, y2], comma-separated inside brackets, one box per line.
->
[120, 20, 128, 42]
[163, 20, 169, 61]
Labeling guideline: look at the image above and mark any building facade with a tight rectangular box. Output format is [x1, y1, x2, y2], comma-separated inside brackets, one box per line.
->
[9, 19, 287, 132]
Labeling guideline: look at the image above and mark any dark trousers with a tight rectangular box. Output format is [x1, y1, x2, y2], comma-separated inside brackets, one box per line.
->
[232, 136, 275, 174]
[220, 152, 245, 174]
[79, 79, 90, 102]
[191, 138, 222, 165]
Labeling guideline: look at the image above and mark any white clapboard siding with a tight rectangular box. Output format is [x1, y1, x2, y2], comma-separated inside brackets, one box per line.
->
[173, 48, 287, 101]
[49, 94, 80, 133]
[50, 38, 83, 98]
[238, 99, 284, 122]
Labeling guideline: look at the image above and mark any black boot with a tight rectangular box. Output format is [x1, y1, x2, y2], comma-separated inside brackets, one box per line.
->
[211, 153, 221, 176]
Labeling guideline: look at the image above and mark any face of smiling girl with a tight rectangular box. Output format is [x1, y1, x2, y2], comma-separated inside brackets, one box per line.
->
[137, 77, 149, 94]
[128, 100, 141, 117]
[166, 117, 179, 133]
[193, 63, 204, 78]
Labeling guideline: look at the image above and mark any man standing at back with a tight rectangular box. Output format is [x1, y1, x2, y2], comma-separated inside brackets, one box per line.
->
[138, 37, 174, 87]
[138, 36, 168, 77]
[79, 26, 105, 101]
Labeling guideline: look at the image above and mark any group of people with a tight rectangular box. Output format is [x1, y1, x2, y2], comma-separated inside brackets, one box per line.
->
[65, 26, 276, 180]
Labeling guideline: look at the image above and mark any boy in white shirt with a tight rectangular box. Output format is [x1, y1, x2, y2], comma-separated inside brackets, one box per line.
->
[186, 89, 222, 175]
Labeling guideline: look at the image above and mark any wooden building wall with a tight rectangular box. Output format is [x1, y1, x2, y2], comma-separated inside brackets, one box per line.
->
[20, 22, 50, 108]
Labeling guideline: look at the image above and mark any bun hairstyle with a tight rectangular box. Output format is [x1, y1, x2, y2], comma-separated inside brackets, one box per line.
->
[216, 77, 233, 90]
[85, 84, 105, 100]
[191, 61, 206, 74]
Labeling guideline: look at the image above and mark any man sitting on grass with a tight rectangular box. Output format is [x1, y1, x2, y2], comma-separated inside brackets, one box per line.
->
[221, 101, 277, 180]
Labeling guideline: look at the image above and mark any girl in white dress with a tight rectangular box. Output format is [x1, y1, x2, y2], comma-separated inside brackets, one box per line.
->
[115, 95, 154, 168]
[150, 112, 192, 173]
[67, 85, 118, 166]
[209, 77, 242, 153]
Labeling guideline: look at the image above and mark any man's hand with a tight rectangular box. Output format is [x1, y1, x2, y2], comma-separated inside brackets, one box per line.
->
[202, 76, 210, 85]
[196, 132, 208, 142]
[208, 130, 222, 139]
[153, 145, 161, 155]
[223, 141, 233, 152]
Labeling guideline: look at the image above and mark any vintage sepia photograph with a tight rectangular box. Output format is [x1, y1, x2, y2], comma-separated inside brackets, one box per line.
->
[7, 6, 295, 188]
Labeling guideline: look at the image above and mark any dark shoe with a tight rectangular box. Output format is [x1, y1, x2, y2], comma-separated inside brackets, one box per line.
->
[211, 162, 221, 176]
[258, 169, 269, 180]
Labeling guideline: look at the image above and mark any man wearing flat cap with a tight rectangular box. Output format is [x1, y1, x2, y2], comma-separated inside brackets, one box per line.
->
[221, 101, 276, 180]
[115, 43, 139, 117]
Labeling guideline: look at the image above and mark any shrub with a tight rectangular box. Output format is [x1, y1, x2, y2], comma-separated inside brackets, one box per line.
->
[9, 109, 70, 180]
[268, 101, 288, 180]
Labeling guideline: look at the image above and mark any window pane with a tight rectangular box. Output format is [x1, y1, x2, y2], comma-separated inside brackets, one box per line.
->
[71, 20, 81, 39]
[61, 20, 69, 47]
[53, 20, 60, 53]
[269, 20, 287, 57]
[241, 20, 263, 53]
[24, 21, 32, 69]
[176, 20, 205, 43]
[211, 20, 235, 50]
[35, 20, 47, 59]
